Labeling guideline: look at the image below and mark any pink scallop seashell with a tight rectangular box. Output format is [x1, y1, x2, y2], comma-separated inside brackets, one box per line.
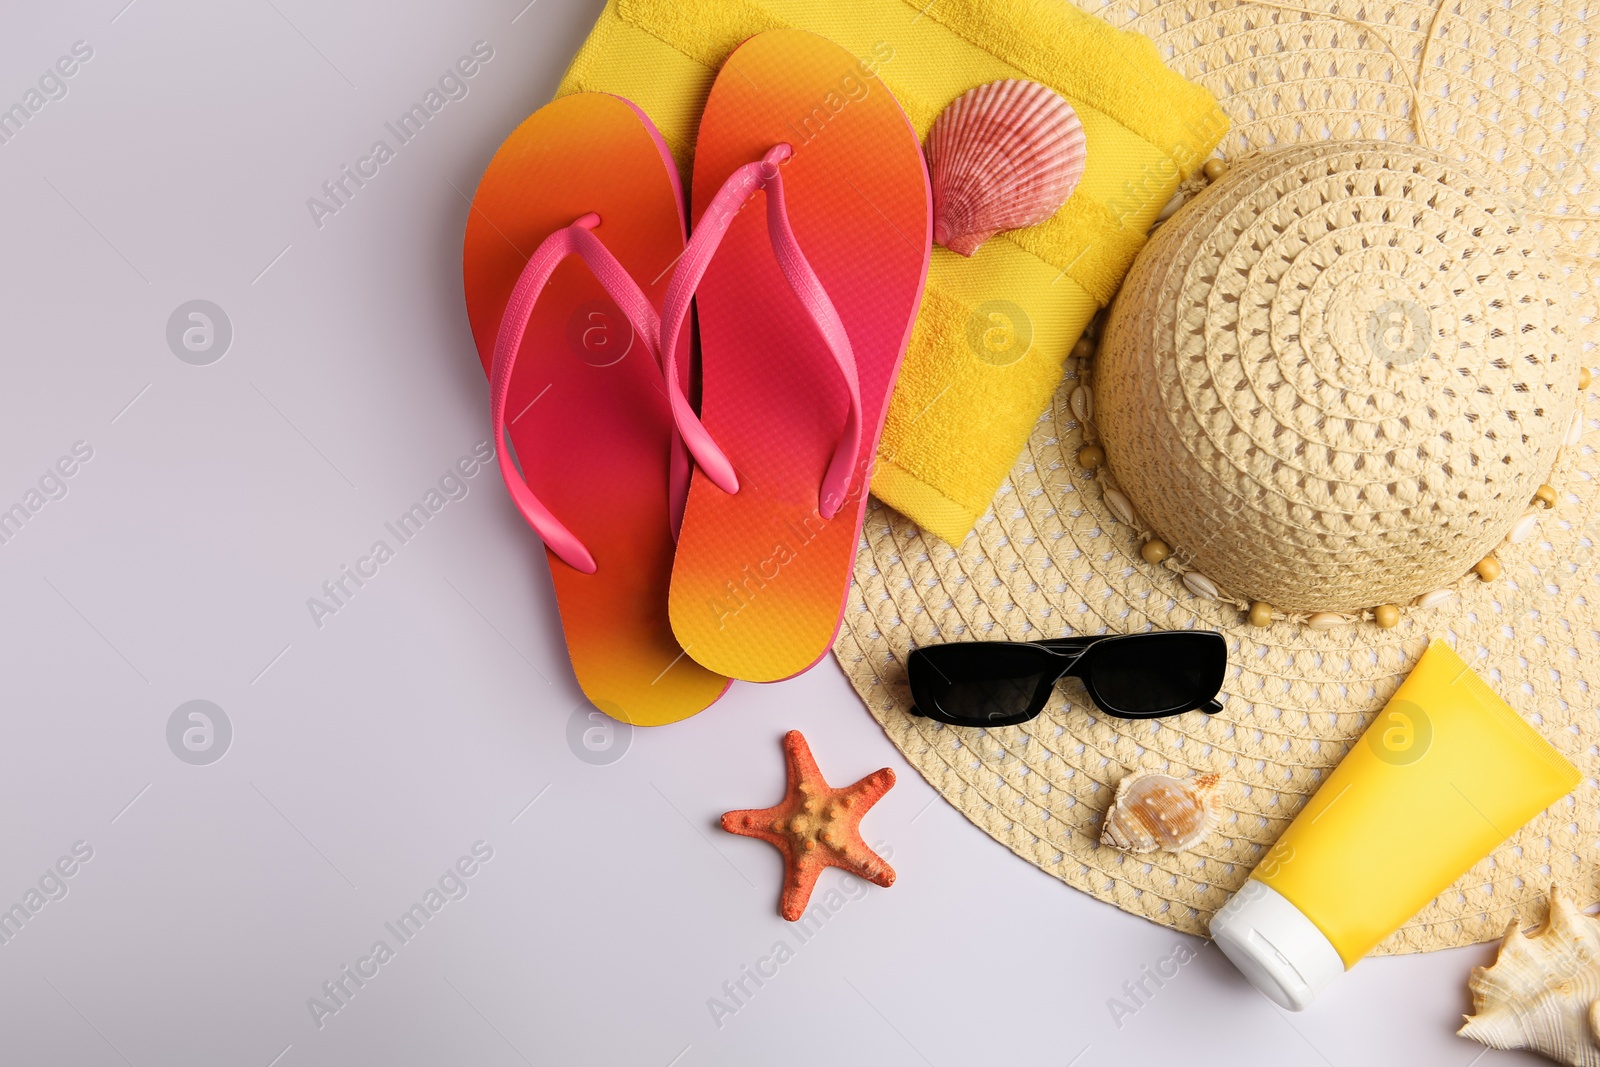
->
[926, 80, 1087, 257]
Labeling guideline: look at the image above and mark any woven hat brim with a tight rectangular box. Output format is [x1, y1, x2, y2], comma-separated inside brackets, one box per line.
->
[836, 0, 1600, 948]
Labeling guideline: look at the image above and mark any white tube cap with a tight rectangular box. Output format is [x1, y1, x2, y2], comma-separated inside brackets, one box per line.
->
[1209, 880, 1346, 1010]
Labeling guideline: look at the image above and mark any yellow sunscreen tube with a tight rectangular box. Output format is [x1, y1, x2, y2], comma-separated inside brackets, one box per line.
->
[1210, 640, 1579, 1010]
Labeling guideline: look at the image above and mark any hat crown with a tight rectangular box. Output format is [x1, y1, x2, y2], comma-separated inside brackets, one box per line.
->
[1097, 142, 1579, 613]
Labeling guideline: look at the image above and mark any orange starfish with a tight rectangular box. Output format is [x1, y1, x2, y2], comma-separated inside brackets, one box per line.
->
[721, 730, 896, 921]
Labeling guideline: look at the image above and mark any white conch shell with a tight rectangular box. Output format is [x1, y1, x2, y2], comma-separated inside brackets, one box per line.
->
[1100, 770, 1223, 854]
[1183, 571, 1219, 600]
[1459, 885, 1600, 1067]
[926, 79, 1087, 256]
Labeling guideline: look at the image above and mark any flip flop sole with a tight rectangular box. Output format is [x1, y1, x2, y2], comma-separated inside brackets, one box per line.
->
[464, 93, 729, 725]
[670, 31, 931, 682]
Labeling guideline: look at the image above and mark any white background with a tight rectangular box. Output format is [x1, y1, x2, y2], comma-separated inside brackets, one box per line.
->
[0, 1, 1551, 1064]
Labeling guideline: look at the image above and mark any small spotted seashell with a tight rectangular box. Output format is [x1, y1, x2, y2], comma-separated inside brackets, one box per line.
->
[1182, 571, 1219, 600]
[1101, 770, 1222, 854]
[1508, 511, 1540, 545]
[1415, 588, 1457, 610]
[1103, 488, 1134, 526]
[1307, 612, 1350, 631]
[1070, 384, 1094, 425]
[1568, 413, 1584, 447]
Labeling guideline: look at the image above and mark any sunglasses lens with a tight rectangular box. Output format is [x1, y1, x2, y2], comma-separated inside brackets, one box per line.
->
[909, 643, 1057, 726]
[1085, 632, 1224, 715]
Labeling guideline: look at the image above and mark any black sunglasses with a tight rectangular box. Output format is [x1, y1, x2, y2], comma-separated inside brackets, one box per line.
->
[907, 630, 1227, 727]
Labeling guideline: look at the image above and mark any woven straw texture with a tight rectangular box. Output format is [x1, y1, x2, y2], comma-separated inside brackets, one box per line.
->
[1098, 141, 1579, 614]
[835, 0, 1600, 951]
[1089, 0, 1600, 260]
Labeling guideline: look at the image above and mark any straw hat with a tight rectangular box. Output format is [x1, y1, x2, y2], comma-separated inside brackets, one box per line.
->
[835, 0, 1600, 951]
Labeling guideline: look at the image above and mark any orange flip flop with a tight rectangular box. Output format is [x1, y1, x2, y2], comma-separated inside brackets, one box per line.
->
[660, 31, 931, 682]
[462, 92, 729, 726]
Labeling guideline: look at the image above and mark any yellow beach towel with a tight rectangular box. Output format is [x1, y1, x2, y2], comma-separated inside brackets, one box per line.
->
[558, 0, 1227, 544]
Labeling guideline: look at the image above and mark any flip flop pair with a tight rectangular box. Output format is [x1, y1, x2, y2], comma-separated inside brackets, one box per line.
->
[462, 30, 931, 726]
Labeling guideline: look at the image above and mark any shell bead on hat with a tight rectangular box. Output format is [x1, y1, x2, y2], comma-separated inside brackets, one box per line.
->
[1156, 191, 1186, 222]
[1070, 383, 1093, 424]
[1102, 488, 1134, 526]
[1416, 588, 1458, 610]
[925, 79, 1088, 257]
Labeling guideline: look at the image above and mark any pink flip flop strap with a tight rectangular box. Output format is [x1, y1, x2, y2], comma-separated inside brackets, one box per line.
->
[659, 144, 864, 519]
[489, 213, 686, 574]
